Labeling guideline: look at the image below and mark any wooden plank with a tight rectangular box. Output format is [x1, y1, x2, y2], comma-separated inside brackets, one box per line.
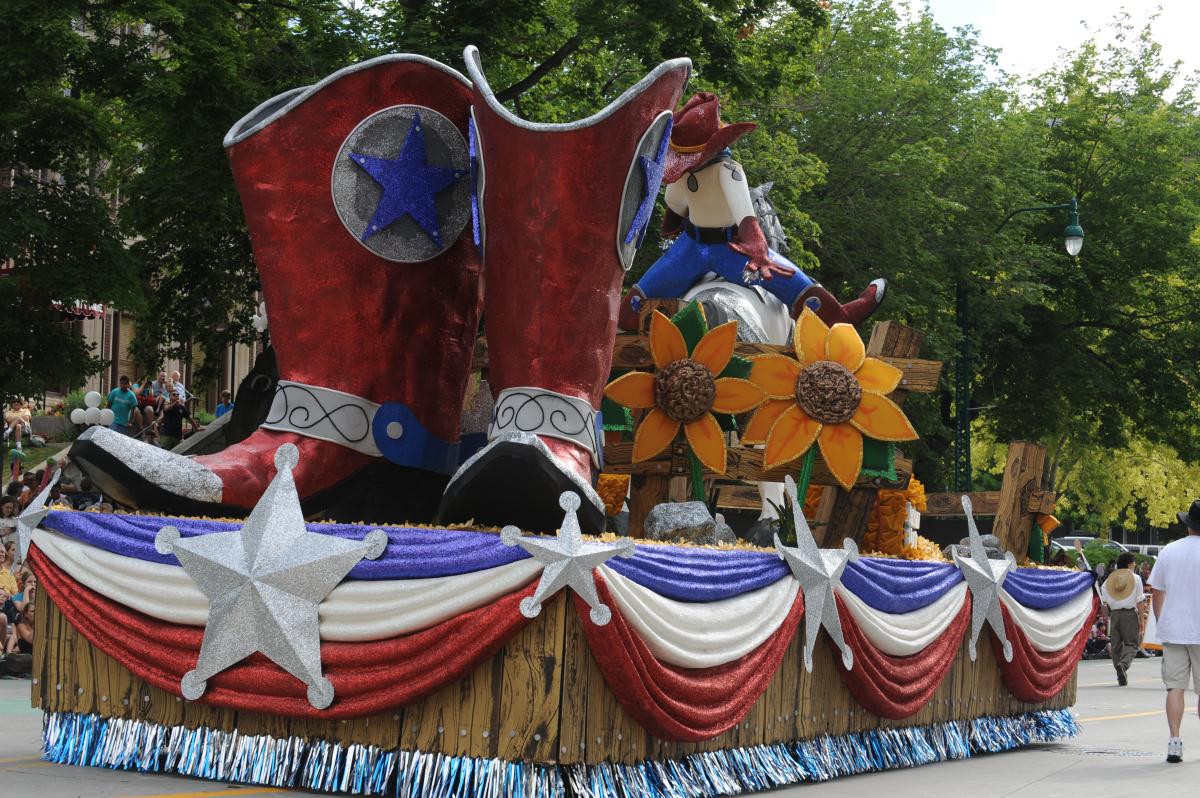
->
[495, 592, 566, 762]
[925, 489, 1058, 517]
[992, 441, 1047, 558]
[627, 474, 670, 537]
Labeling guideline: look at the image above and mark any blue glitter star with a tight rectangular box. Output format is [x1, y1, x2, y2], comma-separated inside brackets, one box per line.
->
[623, 117, 673, 246]
[350, 113, 465, 248]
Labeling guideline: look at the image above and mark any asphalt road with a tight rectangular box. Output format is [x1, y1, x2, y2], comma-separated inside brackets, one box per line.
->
[0, 658, 1196, 798]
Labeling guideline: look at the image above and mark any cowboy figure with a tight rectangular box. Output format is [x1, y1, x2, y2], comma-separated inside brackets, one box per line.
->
[619, 92, 884, 331]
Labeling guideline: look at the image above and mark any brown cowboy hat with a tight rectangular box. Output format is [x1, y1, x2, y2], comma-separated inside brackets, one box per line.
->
[1105, 568, 1137, 602]
[661, 92, 756, 184]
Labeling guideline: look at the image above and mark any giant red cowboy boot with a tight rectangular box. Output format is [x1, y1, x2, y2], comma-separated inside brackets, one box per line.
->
[436, 46, 690, 534]
[70, 55, 483, 522]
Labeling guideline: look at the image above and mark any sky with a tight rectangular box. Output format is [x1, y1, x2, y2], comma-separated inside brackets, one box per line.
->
[912, 1, 1200, 82]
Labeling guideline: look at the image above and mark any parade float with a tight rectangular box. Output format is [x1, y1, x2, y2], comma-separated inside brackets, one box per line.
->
[22, 45, 1096, 798]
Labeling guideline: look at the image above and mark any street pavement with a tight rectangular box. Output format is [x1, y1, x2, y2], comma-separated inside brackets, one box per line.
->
[0, 659, 1196, 798]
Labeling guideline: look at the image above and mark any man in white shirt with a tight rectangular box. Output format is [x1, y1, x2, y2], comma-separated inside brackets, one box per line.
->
[1148, 499, 1200, 764]
[1101, 552, 1145, 686]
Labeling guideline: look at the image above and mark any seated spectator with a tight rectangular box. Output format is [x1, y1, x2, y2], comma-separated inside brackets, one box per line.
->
[132, 379, 159, 442]
[170, 370, 189, 401]
[106, 376, 139, 435]
[10, 570, 35, 613]
[151, 370, 168, 394]
[69, 477, 102, 510]
[159, 392, 197, 450]
[0, 497, 17, 541]
[3, 400, 31, 452]
[215, 390, 235, 418]
[0, 543, 17, 596]
[5, 599, 33, 656]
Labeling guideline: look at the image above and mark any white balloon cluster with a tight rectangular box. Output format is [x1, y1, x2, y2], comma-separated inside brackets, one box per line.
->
[251, 301, 269, 334]
[70, 390, 115, 428]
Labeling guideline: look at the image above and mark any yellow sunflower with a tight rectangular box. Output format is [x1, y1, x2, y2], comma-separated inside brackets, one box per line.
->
[743, 309, 918, 489]
[605, 310, 764, 474]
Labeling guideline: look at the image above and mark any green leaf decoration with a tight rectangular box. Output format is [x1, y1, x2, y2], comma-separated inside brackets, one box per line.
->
[670, 300, 709, 354]
[860, 440, 897, 481]
[601, 395, 634, 434]
[719, 354, 752, 381]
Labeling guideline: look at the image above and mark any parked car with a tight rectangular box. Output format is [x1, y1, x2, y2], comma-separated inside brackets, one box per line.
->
[1122, 544, 1162, 558]
[1053, 536, 1130, 554]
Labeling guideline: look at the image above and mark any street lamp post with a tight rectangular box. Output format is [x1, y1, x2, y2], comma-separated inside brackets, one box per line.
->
[952, 198, 1083, 493]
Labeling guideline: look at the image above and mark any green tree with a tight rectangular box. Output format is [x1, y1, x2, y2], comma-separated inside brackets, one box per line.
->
[0, 0, 144, 405]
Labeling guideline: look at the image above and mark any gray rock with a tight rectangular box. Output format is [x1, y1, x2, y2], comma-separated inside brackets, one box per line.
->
[943, 543, 1007, 561]
[713, 513, 736, 546]
[645, 501, 716, 545]
[743, 517, 780, 548]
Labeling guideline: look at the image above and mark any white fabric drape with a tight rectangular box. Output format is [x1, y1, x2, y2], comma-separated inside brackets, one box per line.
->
[31, 529, 542, 642]
[598, 564, 799, 668]
[836, 582, 968, 657]
[1000, 586, 1094, 652]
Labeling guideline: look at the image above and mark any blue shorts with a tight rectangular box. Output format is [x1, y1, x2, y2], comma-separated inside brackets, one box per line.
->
[109, 423, 131, 435]
[635, 231, 813, 308]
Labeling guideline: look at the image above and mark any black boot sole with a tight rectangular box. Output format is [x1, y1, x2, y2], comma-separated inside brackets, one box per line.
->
[69, 435, 447, 525]
[436, 439, 604, 534]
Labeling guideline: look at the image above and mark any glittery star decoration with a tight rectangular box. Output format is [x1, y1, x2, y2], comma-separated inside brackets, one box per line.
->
[953, 494, 1016, 662]
[775, 475, 859, 672]
[16, 469, 59, 562]
[154, 444, 388, 709]
[350, 112, 465, 248]
[623, 117, 673, 246]
[501, 491, 635, 625]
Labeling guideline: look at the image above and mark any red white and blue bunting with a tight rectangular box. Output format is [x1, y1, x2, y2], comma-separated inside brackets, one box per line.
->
[30, 500, 1096, 737]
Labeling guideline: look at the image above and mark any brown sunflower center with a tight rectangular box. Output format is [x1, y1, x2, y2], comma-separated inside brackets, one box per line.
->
[654, 359, 716, 423]
[794, 360, 861, 424]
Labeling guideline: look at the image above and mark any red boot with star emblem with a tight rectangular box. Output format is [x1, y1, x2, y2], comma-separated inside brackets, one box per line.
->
[435, 47, 690, 534]
[70, 55, 483, 522]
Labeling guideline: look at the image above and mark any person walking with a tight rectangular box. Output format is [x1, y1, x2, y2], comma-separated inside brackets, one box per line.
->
[1101, 552, 1145, 686]
[1148, 499, 1200, 763]
[105, 376, 139, 435]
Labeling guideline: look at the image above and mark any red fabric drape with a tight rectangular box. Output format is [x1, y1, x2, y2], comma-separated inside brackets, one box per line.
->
[833, 593, 971, 719]
[29, 547, 534, 719]
[574, 573, 804, 742]
[991, 595, 1098, 703]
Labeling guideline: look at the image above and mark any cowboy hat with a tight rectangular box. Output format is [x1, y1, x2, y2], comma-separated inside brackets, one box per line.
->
[661, 92, 756, 184]
[1178, 499, 1200, 531]
[1105, 568, 1137, 602]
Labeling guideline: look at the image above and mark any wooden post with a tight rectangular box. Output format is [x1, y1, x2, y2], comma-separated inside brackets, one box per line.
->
[627, 474, 669, 538]
[822, 321, 925, 546]
[992, 441, 1046, 559]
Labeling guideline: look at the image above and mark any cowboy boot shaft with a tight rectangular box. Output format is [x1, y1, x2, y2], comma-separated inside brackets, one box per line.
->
[226, 58, 483, 444]
[468, 54, 690, 405]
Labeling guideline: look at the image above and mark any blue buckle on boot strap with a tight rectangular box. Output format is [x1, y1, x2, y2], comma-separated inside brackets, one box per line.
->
[372, 403, 460, 475]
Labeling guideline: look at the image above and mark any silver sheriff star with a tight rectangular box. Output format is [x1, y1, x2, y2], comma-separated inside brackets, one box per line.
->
[16, 469, 59, 562]
[501, 491, 635, 625]
[775, 475, 858, 672]
[953, 494, 1015, 662]
[154, 444, 387, 709]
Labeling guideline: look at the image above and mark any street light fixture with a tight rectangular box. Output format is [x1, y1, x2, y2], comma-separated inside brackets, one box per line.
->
[953, 198, 1083, 493]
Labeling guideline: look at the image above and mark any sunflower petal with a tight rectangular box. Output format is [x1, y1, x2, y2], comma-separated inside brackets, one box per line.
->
[690, 321, 738, 375]
[826, 323, 866, 372]
[604, 371, 656, 409]
[855, 357, 903, 394]
[650, 311, 687, 369]
[794, 308, 829, 365]
[685, 413, 727, 474]
[749, 354, 802, 399]
[818, 423, 864, 490]
[850, 392, 919, 441]
[763, 405, 821, 470]
[712, 378, 764, 414]
[632, 408, 680, 462]
[741, 399, 793, 444]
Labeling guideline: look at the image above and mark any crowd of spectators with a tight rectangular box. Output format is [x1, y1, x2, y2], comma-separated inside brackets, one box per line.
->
[104, 370, 207, 448]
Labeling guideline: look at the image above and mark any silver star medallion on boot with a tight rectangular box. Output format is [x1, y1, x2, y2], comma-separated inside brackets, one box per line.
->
[16, 470, 59, 562]
[775, 475, 858, 672]
[501, 491, 635, 625]
[954, 494, 1016, 662]
[155, 444, 388, 709]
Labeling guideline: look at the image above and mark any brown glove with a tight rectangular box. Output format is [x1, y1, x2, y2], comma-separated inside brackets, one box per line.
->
[661, 207, 688, 239]
[729, 216, 790, 280]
